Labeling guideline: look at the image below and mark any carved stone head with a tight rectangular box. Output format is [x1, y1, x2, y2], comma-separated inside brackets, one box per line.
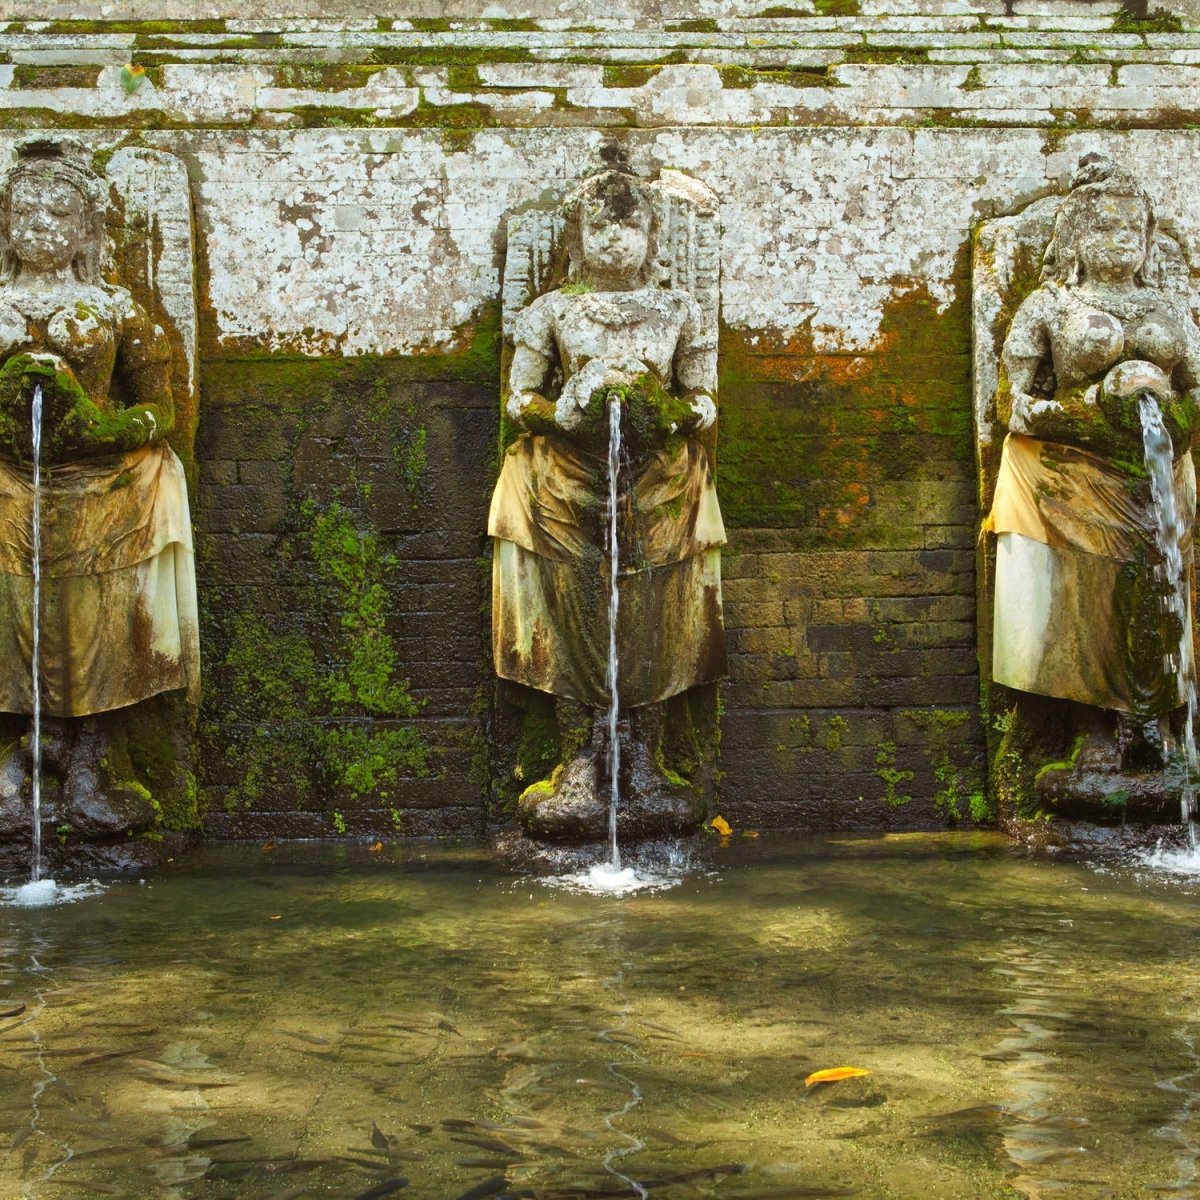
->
[561, 145, 662, 287]
[1043, 153, 1159, 288]
[0, 136, 108, 285]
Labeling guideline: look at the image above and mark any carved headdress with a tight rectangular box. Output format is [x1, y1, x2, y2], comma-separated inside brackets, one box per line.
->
[0, 136, 108, 284]
[1042, 152, 1159, 287]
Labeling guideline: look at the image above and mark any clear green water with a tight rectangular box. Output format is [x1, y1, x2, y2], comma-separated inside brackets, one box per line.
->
[1, 832, 1200, 1199]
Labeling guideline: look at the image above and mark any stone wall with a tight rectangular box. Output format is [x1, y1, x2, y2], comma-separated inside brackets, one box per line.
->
[4, 3, 1200, 835]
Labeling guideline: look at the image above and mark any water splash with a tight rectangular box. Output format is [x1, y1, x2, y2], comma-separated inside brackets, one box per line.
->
[550, 862, 682, 895]
[605, 392, 622, 871]
[1134, 842, 1200, 877]
[1138, 392, 1199, 849]
[30, 381, 43, 883]
[0, 880, 103, 908]
[537, 841, 704, 895]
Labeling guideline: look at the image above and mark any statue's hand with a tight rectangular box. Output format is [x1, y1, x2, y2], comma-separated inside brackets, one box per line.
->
[1099, 360, 1177, 439]
[24, 351, 72, 377]
[76, 405, 160, 455]
[0, 351, 80, 395]
[561, 358, 647, 417]
[1008, 391, 1065, 436]
[506, 391, 538, 424]
[121, 407, 160, 447]
[0, 352, 89, 461]
[679, 393, 716, 433]
[545, 358, 647, 445]
[55, 394, 105, 453]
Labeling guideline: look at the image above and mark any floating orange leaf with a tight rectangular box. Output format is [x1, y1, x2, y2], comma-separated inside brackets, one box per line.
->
[260, 839, 275, 853]
[370, 840, 383, 853]
[708, 815, 732, 837]
[805, 1066, 871, 1088]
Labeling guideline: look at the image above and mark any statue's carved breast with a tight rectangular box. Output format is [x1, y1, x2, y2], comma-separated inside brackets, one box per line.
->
[1050, 297, 1189, 387]
[46, 305, 116, 367]
[1126, 306, 1188, 373]
[0, 285, 121, 407]
[554, 289, 690, 384]
[1054, 306, 1124, 383]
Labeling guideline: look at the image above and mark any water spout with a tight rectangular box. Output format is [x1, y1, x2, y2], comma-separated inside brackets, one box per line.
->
[1138, 392, 1199, 848]
[605, 392, 622, 870]
[30, 382, 43, 884]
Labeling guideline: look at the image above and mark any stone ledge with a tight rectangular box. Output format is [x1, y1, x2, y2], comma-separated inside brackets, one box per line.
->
[2, 53, 1200, 128]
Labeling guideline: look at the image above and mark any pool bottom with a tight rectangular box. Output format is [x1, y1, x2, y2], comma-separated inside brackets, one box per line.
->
[0, 832, 1197, 1199]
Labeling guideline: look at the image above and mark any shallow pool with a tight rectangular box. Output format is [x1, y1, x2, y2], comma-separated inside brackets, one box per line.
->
[1, 832, 1199, 1199]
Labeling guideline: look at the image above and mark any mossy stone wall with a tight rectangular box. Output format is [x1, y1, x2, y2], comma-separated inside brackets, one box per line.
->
[7, 13, 1200, 835]
[195, 348, 497, 838]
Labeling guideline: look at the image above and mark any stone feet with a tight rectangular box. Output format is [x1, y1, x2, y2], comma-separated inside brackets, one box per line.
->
[1035, 708, 1188, 821]
[516, 702, 705, 842]
[0, 715, 156, 848]
[618, 704, 706, 837]
[62, 717, 156, 839]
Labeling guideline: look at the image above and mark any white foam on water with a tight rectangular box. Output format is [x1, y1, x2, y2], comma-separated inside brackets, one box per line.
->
[1134, 845, 1200, 878]
[0, 879, 104, 908]
[543, 861, 683, 895]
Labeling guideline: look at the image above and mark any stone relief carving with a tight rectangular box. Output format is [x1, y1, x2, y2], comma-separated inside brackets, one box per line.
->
[489, 146, 726, 841]
[975, 153, 1200, 820]
[0, 136, 200, 857]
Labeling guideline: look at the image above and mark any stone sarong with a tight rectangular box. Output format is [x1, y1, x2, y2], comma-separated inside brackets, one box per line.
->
[488, 433, 727, 707]
[986, 432, 1194, 715]
[0, 443, 200, 716]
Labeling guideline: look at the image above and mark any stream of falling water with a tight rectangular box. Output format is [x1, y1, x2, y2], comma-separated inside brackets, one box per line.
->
[30, 381, 43, 884]
[1138, 393, 1199, 849]
[605, 393, 622, 871]
[3, 385, 100, 908]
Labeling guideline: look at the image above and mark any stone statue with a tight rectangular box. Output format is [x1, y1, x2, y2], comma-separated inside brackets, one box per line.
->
[977, 153, 1200, 819]
[0, 136, 200, 855]
[488, 148, 726, 840]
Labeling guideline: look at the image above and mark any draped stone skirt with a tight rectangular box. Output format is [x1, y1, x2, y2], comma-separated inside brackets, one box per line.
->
[988, 432, 1194, 716]
[0, 444, 200, 717]
[488, 433, 728, 708]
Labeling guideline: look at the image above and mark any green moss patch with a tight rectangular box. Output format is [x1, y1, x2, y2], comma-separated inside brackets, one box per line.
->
[1112, 6, 1185, 33]
[716, 259, 972, 544]
[208, 498, 434, 815]
[11, 65, 102, 89]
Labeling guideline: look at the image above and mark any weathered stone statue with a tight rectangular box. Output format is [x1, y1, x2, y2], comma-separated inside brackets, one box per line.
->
[975, 153, 1200, 820]
[489, 148, 726, 840]
[0, 137, 200, 859]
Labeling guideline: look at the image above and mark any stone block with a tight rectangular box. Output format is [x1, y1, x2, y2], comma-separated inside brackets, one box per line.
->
[1116, 63, 1200, 86]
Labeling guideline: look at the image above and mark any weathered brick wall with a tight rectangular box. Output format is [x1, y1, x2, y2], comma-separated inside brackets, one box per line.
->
[193, 360, 497, 838]
[716, 309, 983, 829]
[5, 4, 1200, 835]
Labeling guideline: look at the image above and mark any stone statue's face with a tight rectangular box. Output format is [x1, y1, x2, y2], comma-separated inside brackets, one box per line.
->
[9, 176, 84, 273]
[579, 203, 651, 279]
[1077, 193, 1147, 281]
